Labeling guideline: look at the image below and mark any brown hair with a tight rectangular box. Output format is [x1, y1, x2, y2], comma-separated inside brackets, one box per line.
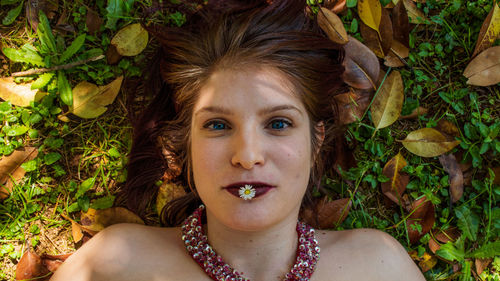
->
[120, 0, 347, 226]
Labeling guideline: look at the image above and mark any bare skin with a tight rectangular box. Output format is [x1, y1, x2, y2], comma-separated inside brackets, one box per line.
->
[50, 223, 425, 281]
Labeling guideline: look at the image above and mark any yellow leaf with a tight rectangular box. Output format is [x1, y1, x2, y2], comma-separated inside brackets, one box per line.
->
[358, 0, 382, 34]
[401, 0, 430, 24]
[71, 221, 84, 243]
[111, 23, 149, 56]
[0, 147, 38, 199]
[317, 7, 348, 44]
[463, 46, 500, 86]
[381, 152, 408, 205]
[371, 70, 404, 130]
[70, 76, 123, 119]
[156, 182, 187, 215]
[0, 78, 46, 107]
[472, 3, 500, 57]
[80, 207, 144, 232]
[401, 128, 460, 157]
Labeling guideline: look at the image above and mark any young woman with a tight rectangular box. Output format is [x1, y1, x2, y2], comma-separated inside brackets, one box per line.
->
[51, 1, 425, 280]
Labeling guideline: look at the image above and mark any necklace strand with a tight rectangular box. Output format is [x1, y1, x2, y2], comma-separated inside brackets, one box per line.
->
[181, 205, 320, 281]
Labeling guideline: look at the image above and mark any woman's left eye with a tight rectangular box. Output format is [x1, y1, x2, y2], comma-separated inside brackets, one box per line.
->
[268, 119, 292, 130]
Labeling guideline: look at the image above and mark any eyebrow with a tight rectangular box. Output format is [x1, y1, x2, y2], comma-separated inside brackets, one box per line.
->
[194, 104, 304, 117]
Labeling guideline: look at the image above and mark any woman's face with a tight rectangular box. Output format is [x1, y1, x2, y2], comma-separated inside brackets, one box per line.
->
[190, 66, 317, 231]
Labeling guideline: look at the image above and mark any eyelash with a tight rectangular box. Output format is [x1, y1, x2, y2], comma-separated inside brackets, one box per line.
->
[203, 118, 293, 131]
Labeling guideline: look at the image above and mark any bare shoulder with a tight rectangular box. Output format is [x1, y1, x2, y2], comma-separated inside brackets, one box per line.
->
[50, 224, 185, 281]
[314, 229, 425, 281]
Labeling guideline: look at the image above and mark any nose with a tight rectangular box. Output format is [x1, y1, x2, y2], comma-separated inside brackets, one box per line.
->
[230, 127, 265, 169]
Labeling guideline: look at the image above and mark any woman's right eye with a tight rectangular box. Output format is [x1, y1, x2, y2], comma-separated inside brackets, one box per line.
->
[203, 120, 229, 131]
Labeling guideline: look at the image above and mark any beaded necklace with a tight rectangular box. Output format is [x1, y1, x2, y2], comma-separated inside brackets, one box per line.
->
[181, 205, 320, 281]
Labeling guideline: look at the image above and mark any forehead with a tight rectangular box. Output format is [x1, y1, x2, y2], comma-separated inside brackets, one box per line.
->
[193, 66, 306, 114]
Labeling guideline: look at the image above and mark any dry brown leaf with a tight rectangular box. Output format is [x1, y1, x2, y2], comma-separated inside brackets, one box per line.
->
[41, 253, 72, 272]
[384, 40, 410, 67]
[318, 7, 349, 44]
[429, 227, 460, 254]
[302, 197, 351, 229]
[71, 220, 84, 243]
[15, 250, 49, 280]
[70, 76, 123, 119]
[464, 46, 500, 86]
[392, 0, 410, 47]
[333, 136, 357, 177]
[436, 119, 460, 139]
[371, 70, 404, 130]
[475, 258, 493, 276]
[80, 207, 145, 232]
[360, 8, 393, 58]
[358, 0, 382, 34]
[156, 182, 187, 215]
[106, 44, 122, 65]
[438, 154, 464, 203]
[85, 7, 103, 35]
[401, 128, 460, 157]
[334, 89, 371, 124]
[472, 3, 500, 57]
[25, 0, 59, 31]
[399, 106, 427, 119]
[407, 196, 435, 244]
[0, 77, 47, 107]
[342, 36, 380, 90]
[381, 152, 409, 205]
[111, 23, 149, 56]
[409, 251, 438, 272]
[0, 147, 38, 199]
[328, 0, 347, 14]
[492, 167, 500, 185]
[402, 0, 430, 24]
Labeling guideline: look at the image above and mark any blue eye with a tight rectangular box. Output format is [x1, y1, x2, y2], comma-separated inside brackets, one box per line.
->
[204, 120, 227, 130]
[269, 119, 291, 130]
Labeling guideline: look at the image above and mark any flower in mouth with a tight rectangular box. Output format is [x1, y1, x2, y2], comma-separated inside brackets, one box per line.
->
[238, 184, 256, 200]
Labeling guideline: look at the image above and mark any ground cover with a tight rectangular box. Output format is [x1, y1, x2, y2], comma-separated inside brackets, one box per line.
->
[0, 0, 498, 280]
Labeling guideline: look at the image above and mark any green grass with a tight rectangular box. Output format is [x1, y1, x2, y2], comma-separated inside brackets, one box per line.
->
[0, 0, 499, 280]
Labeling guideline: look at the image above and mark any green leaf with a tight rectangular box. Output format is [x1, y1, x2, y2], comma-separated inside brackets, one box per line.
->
[57, 71, 73, 106]
[346, 0, 357, 8]
[59, 34, 86, 63]
[67, 202, 80, 213]
[1, 0, 19, 4]
[21, 159, 38, 172]
[455, 205, 479, 241]
[105, 0, 124, 30]
[31, 73, 55, 89]
[44, 152, 61, 165]
[2, 46, 45, 67]
[90, 195, 116, 210]
[2, 0, 23, 25]
[467, 241, 500, 258]
[4, 125, 29, 136]
[75, 178, 95, 198]
[436, 240, 465, 262]
[37, 10, 57, 54]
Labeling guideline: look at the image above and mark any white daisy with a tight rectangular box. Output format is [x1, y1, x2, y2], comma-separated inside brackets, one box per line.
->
[239, 184, 256, 200]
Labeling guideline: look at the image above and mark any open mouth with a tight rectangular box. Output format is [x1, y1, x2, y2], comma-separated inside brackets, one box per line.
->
[223, 182, 276, 199]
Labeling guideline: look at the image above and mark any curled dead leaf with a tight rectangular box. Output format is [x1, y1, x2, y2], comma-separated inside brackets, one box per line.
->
[472, 3, 500, 57]
[156, 182, 187, 215]
[15, 250, 49, 280]
[111, 23, 149, 56]
[342, 36, 380, 90]
[381, 152, 409, 205]
[333, 89, 371, 124]
[401, 128, 460, 157]
[41, 253, 72, 272]
[438, 154, 464, 203]
[0, 77, 47, 107]
[80, 207, 144, 232]
[463, 46, 500, 86]
[71, 220, 84, 243]
[407, 196, 435, 244]
[371, 70, 404, 130]
[0, 147, 38, 199]
[301, 197, 351, 229]
[317, 7, 348, 44]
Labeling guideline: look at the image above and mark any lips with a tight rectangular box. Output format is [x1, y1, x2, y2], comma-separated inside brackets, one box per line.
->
[223, 182, 276, 199]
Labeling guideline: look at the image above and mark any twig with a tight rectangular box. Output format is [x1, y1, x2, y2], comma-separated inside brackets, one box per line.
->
[11, 55, 105, 77]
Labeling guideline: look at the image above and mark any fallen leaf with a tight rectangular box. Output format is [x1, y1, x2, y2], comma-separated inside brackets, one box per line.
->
[402, 0, 430, 24]
[472, 3, 500, 57]
[429, 227, 460, 254]
[302, 197, 351, 229]
[392, 0, 410, 47]
[409, 250, 438, 272]
[0, 147, 38, 199]
[334, 89, 371, 124]
[463, 46, 500, 86]
[111, 23, 149, 56]
[329, 0, 347, 14]
[80, 207, 145, 232]
[492, 167, 500, 185]
[401, 128, 460, 157]
[333, 136, 357, 176]
[156, 182, 187, 215]
[70, 76, 123, 119]
[342, 36, 380, 90]
[106, 44, 122, 65]
[86, 7, 104, 35]
[358, 0, 382, 35]
[436, 119, 460, 139]
[71, 220, 84, 243]
[384, 40, 410, 67]
[317, 7, 348, 44]
[41, 253, 72, 272]
[438, 154, 464, 203]
[475, 258, 493, 275]
[371, 70, 404, 130]
[407, 196, 435, 244]
[0, 77, 47, 107]
[399, 106, 427, 119]
[360, 8, 393, 58]
[15, 250, 49, 280]
[25, 0, 59, 31]
[381, 152, 409, 205]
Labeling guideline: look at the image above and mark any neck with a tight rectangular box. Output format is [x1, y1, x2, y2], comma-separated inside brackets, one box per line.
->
[205, 209, 299, 281]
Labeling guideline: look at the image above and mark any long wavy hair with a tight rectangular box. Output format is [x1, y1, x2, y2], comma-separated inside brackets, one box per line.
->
[119, 0, 347, 226]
